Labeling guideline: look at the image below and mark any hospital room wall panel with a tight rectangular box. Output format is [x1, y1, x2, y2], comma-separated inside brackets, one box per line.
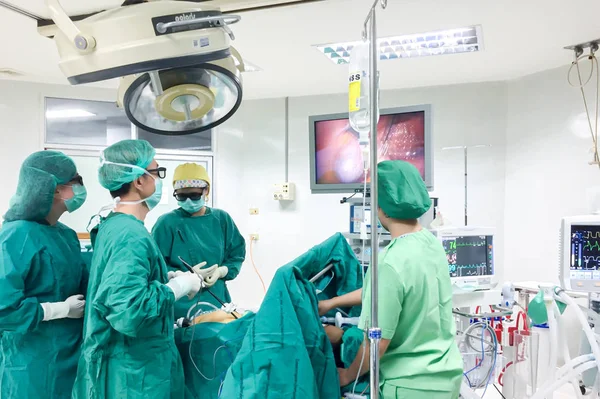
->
[504, 65, 597, 284]
[216, 81, 509, 308]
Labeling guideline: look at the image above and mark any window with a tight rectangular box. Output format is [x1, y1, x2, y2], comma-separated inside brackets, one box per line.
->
[138, 129, 212, 151]
[45, 98, 131, 147]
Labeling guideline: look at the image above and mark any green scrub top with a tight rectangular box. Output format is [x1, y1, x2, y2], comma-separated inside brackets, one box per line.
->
[359, 229, 463, 396]
[0, 220, 87, 399]
[152, 207, 246, 319]
[72, 213, 185, 399]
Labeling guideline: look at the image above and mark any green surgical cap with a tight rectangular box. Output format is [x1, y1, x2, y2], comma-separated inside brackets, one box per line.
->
[377, 160, 431, 220]
[98, 139, 156, 191]
[4, 151, 77, 222]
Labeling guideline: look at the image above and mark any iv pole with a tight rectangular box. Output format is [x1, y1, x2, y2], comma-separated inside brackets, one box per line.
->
[442, 145, 491, 226]
[363, 0, 386, 397]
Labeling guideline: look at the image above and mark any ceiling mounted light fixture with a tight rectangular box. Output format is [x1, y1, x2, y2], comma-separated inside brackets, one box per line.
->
[315, 25, 483, 65]
[41, 0, 245, 136]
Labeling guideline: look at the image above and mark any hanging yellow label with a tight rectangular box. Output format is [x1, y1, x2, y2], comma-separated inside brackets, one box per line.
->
[348, 72, 362, 112]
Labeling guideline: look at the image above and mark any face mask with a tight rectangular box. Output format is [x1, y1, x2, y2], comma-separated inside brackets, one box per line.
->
[98, 157, 163, 211]
[179, 198, 205, 214]
[144, 177, 163, 211]
[64, 184, 87, 213]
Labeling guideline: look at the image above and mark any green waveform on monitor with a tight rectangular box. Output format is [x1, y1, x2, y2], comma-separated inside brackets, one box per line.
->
[584, 241, 600, 251]
[457, 242, 486, 248]
[449, 264, 486, 273]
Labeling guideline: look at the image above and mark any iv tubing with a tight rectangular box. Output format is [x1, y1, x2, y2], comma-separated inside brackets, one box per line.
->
[187, 301, 220, 320]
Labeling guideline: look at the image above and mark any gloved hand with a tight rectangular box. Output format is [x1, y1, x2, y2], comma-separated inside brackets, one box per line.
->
[41, 294, 86, 321]
[192, 263, 219, 282]
[166, 272, 202, 301]
[204, 266, 228, 288]
[167, 270, 186, 280]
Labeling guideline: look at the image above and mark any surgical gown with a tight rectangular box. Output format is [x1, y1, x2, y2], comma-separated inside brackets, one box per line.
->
[72, 212, 185, 399]
[0, 221, 87, 399]
[152, 207, 245, 319]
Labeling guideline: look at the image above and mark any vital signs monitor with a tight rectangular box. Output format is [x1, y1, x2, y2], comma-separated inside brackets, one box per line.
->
[560, 215, 600, 292]
[433, 227, 496, 290]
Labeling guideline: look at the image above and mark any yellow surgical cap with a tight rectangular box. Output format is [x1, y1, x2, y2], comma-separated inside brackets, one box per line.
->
[377, 160, 431, 220]
[173, 163, 211, 189]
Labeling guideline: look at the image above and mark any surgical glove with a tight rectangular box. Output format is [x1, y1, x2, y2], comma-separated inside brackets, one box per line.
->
[167, 270, 186, 281]
[166, 272, 202, 301]
[204, 266, 228, 288]
[41, 294, 86, 321]
[192, 263, 218, 281]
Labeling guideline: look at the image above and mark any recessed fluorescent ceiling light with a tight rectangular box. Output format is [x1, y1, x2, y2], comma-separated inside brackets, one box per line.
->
[46, 109, 96, 119]
[315, 26, 483, 65]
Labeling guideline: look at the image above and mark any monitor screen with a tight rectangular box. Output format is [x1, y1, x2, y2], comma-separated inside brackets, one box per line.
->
[314, 112, 425, 185]
[443, 235, 494, 278]
[570, 225, 600, 271]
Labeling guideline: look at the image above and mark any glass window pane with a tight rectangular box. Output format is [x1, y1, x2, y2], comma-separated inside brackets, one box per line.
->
[138, 129, 212, 151]
[45, 98, 131, 146]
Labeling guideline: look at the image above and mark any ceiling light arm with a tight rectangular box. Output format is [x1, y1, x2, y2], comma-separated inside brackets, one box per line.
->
[156, 14, 241, 41]
[46, 0, 96, 52]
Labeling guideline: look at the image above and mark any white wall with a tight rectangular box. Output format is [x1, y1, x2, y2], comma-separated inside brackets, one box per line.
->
[504, 65, 600, 283]
[0, 79, 118, 217]
[218, 82, 509, 308]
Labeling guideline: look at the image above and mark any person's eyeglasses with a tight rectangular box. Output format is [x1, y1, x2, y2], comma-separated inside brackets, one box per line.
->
[69, 175, 84, 186]
[174, 192, 205, 202]
[147, 167, 167, 179]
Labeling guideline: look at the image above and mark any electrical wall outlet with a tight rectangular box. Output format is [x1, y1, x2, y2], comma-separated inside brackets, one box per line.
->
[273, 182, 295, 201]
[250, 234, 259, 241]
[249, 208, 259, 215]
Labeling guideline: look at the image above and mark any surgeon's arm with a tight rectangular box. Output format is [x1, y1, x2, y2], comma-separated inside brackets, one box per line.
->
[94, 236, 175, 337]
[338, 262, 402, 386]
[0, 236, 44, 333]
[318, 288, 363, 316]
[221, 212, 246, 281]
[338, 337, 392, 386]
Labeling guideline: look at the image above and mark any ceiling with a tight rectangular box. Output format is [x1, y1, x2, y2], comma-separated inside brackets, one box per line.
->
[1, 0, 599, 99]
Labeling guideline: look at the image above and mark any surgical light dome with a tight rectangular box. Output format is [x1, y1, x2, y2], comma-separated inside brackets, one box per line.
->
[43, 0, 244, 135]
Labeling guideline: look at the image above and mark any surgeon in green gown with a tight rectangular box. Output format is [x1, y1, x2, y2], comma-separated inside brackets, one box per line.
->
[0, 151, 88, 399]
[153, 163, 246, 319]
[72, 140, 201, 399]
[319, 161, 463, 399]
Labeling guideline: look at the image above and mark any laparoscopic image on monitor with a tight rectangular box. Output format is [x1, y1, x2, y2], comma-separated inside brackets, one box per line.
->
[309, 105, 433, 193]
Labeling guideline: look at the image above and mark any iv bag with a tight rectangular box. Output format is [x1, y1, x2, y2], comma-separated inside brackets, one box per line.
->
[348, 41, 379, 136]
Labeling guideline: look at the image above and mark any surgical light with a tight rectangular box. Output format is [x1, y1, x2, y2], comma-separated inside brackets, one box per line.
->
[45, 109, 96, 119]
[315, 26, 483, 65]
[42, 0, 245, 136]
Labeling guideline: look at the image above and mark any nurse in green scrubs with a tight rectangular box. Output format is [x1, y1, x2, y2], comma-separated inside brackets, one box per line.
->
[152, 163, 246, 319]
[319, 161, 463, 399]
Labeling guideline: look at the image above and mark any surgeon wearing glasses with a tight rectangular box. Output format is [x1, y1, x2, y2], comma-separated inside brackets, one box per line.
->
[152, 163, 246, 319]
